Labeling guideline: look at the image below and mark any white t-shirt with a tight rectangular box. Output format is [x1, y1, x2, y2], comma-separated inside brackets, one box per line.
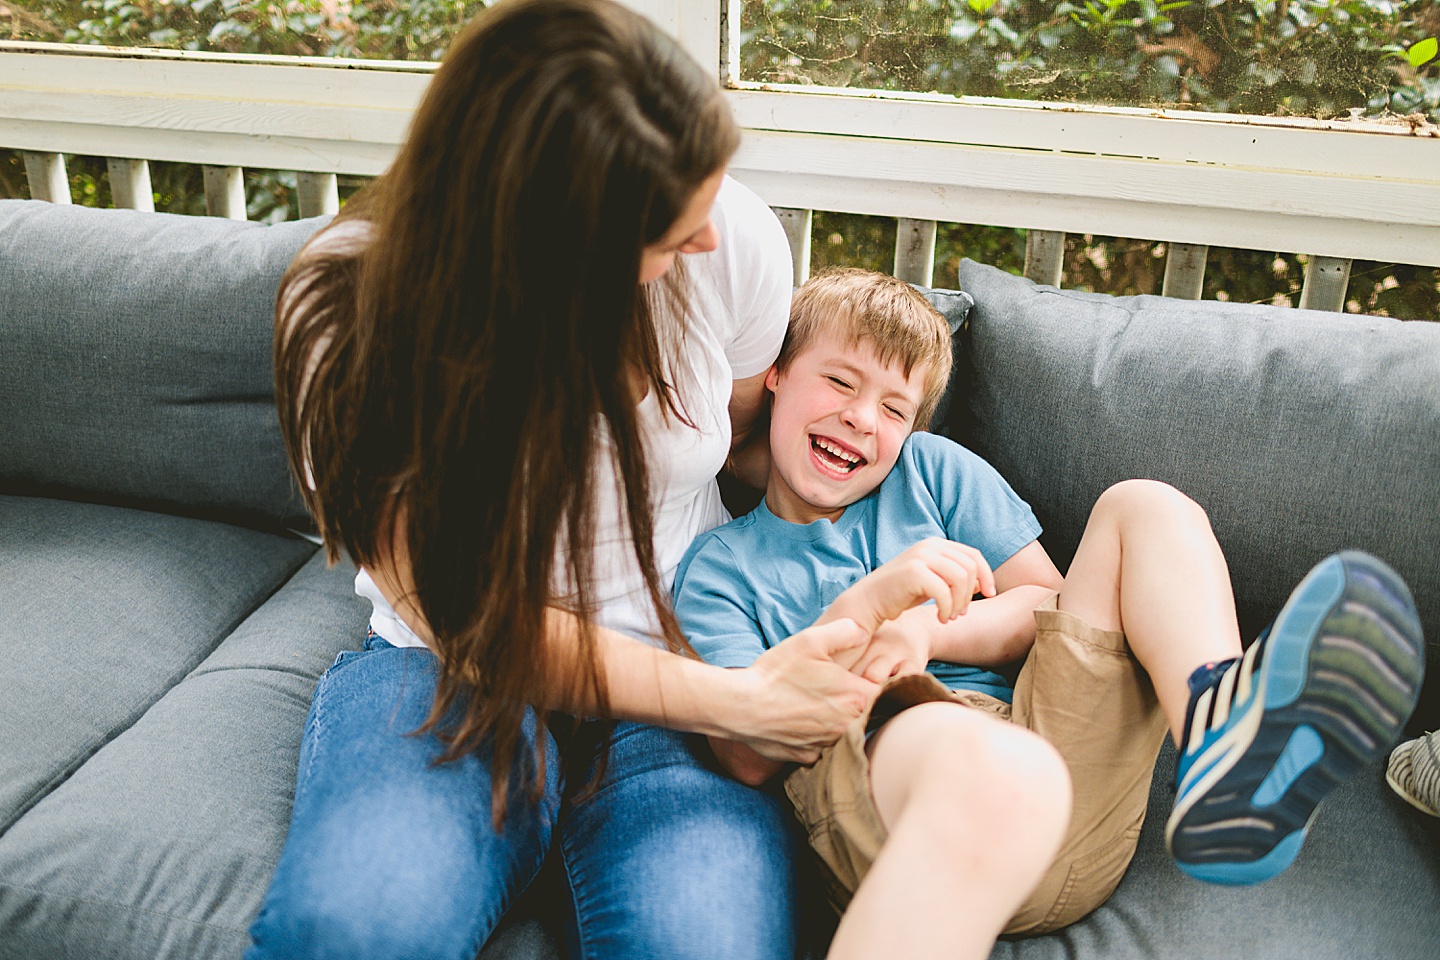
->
[356, 176, 793, 648]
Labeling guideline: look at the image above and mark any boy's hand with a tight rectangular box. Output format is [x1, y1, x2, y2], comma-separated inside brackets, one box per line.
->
[829, 538, 996, 635]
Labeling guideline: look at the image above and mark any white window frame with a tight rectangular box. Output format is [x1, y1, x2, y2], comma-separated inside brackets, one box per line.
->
[0, 0, 1436, 266]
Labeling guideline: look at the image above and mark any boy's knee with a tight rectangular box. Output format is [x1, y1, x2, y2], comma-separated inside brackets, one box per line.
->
[881, 704, 1072, 833]
[1095, 478, 1205, 527]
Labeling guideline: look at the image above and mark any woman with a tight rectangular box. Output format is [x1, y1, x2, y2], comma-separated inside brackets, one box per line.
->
[245, 1, 877, 958]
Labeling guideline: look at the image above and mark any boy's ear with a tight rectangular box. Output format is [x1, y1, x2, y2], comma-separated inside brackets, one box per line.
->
[763, 364, 780, 393]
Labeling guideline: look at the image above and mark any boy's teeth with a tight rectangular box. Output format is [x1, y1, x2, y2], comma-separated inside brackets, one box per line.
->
[813, 437, 862, 467]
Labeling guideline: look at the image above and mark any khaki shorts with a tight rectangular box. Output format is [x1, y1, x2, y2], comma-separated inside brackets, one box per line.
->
[784, 595, 1168, 936]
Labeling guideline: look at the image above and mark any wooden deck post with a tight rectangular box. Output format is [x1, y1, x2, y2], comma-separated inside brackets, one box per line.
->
[22, 152, 70, 204]
[1023, 230, 1065, 287]
[894, 218, 937, 287]
[202, 165, 247, 220]
[771, 207, 812, 287]
[297, 172, 340, 218]
[106, 158, 154, 212]
[1161, 243, 1209, 300]
[1298, 256, 1353, 312]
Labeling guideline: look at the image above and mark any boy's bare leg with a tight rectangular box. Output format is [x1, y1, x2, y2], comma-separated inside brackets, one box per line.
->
[1055, 479, 1242, 741]
[1058, 480, 1425, 886]
[827, 702, 1071, 960]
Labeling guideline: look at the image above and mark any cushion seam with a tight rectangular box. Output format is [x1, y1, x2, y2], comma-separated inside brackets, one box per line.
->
[0, 879, 251, 936]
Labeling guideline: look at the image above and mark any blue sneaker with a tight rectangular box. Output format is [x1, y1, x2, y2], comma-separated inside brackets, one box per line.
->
[1166, 550, 1425, 885]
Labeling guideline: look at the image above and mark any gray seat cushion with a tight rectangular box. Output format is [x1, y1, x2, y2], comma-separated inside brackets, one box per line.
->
[0, 201, 326, 532]
[955, 259, 1440, 732]
[992, 745, 1440, 959]
[0, 495, 315, 835]
[0, 549, 364, 960]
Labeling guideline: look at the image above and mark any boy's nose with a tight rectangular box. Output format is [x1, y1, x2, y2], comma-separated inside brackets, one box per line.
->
[841, 402, 876, 434]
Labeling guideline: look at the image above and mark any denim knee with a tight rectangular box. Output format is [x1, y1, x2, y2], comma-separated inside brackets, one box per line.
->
[561, 724, 800, 960]
[248, 879, 481, 960]
[247, 642, 562, 960]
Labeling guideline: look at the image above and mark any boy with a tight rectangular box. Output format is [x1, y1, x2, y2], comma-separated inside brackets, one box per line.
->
[672, 268, 1425, 960]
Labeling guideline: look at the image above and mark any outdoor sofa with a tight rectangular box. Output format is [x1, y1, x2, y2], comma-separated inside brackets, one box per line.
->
[1, 198, 1437, 959]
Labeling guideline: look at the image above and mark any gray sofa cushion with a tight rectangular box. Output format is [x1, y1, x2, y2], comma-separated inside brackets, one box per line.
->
[991, 745, 1440, 959]
[0, 201, 326, 532]
[955, 259, 1440, 732]
[920, 287, 973, 432]
[0, 495, 315, 834]
[0, 549, 363, 960]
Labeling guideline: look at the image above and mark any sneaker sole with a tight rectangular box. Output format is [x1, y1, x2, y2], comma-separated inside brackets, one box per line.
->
[1167, 550, 1425, 885]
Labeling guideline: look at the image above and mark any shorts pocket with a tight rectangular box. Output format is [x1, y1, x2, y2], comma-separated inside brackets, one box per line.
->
[1028, 824, 1142, 935]
[1008, 829, 1140, 938]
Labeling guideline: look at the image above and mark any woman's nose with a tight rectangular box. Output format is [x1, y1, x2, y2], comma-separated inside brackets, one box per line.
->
[684, 220, 720, 255]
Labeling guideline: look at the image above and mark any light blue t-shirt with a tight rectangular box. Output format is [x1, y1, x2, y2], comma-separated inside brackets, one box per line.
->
[672, 431, 1043, 702]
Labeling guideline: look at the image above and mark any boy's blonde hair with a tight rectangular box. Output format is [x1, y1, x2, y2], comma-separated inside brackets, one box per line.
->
[777, 268, 954, 428]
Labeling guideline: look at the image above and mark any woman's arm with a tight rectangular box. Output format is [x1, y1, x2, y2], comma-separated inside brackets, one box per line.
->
[366, 542, 878, 764]
[540, 607, 877, 764]
[725, 369, 773, 491]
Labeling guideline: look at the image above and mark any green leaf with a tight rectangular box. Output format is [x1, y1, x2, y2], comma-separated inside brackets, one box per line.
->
[1409, 37, 1438, 69]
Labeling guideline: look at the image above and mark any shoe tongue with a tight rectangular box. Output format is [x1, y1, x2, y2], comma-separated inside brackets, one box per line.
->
[1186, 657, 1240, 698]
[1176, 656, 1243, 767]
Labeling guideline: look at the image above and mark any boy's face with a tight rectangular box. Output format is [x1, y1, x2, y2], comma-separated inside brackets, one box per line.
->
[764, 332, 928, 525]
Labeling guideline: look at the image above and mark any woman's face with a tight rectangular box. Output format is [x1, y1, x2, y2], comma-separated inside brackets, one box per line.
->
[638, 169, 726, 284]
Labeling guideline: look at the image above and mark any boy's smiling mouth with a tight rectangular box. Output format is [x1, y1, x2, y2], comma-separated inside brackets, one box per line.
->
[810, 434, 867, 475]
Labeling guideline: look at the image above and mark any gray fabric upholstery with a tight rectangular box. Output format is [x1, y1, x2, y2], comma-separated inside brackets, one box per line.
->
[994, 745, 1440, 959]
[0, 549, 363, 960]
[0, 495, 315, 835]
[955, 259, 1440, 732]
[3, 190, 1436, 960]
[920, 287, 973, 432]
[0, 201, 326, 531]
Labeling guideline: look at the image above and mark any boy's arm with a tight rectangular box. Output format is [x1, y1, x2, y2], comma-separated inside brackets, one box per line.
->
[811, 538, 998, 671]
[850, 541, 1061, 682]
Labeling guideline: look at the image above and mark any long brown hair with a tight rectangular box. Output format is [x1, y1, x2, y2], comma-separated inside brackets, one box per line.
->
[274, 0, 740, 824]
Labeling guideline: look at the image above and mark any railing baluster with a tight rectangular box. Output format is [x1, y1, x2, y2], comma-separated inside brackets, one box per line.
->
[297, 172, 340, 218]
[894, 217, 937, 287]
[203, 165, 247, 220]
[106, 158, 154, 212]
[1023, 230, 1064, 287]
[771, 206, 812, 287]
[1161, 242, 1208, 300]
[1297, 256, 1353, 312]
[22, 152, 70, 204]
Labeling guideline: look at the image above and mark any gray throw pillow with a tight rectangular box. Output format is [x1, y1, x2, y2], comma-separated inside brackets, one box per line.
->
[0, 201, 327, 531]
[954, 258, 1440, 731]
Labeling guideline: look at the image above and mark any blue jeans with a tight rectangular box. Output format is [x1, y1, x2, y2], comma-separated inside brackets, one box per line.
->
[246, 635, 802, 960]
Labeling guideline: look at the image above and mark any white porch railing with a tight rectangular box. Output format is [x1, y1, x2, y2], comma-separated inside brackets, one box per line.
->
[2, 37, 1438, 314]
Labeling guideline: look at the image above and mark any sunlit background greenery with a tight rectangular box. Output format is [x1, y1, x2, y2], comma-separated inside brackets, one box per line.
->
[1, 0, 1435, 317]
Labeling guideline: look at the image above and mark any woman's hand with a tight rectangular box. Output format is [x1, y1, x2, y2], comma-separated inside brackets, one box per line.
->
[726, 618, 879, 765]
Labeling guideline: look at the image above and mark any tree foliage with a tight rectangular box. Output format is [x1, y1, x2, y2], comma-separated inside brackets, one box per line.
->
[2, 0, 1435, 316]
[741, 0, 1440, 123]
[757, 1, 1437, 316]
